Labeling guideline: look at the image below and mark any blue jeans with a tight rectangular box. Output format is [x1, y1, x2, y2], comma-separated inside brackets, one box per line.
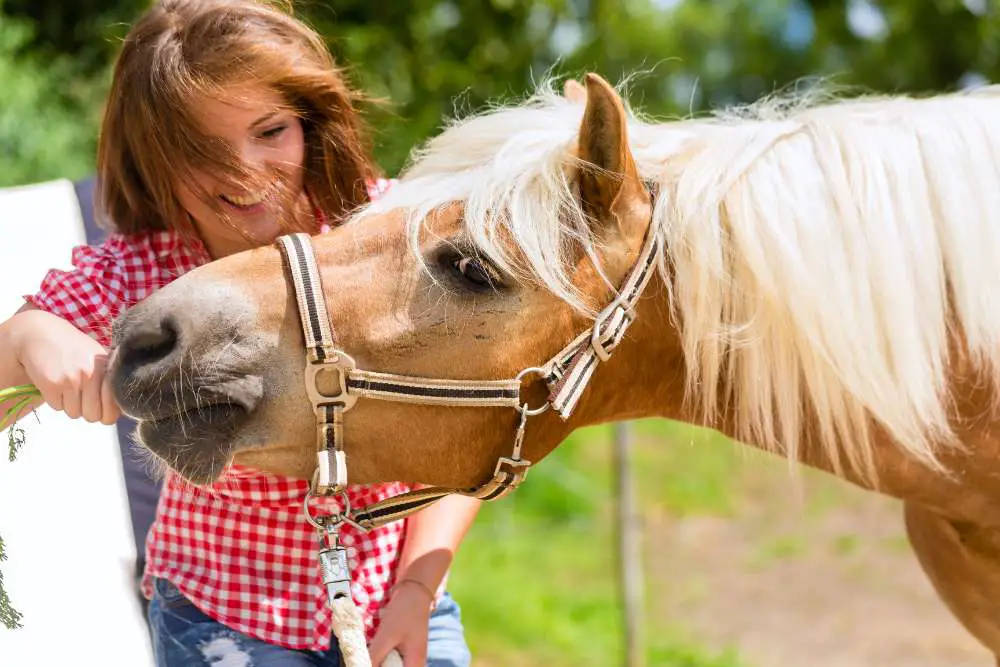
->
[148, 577, 472, 667]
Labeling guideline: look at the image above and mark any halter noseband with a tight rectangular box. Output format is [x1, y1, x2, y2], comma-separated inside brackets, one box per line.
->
[275, 208, 661, 535]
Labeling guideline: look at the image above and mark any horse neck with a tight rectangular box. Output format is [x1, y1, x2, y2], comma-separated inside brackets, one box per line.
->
[560, 268, 1000, 526]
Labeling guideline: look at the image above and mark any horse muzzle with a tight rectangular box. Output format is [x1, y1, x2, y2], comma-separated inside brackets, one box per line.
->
[107, 284, 267, 481]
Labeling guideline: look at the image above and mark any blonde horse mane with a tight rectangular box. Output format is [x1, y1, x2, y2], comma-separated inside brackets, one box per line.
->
[355, 77, 1000, 485]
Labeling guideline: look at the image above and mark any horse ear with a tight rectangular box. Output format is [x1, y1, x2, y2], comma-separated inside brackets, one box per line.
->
[576, 73, 642, 226]
[563, 79, 587, 104]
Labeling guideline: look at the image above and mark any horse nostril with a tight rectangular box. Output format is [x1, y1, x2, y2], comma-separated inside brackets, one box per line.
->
[121, 317, 180, 371]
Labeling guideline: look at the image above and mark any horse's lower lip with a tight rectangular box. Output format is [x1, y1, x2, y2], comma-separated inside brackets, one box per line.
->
[136, 403, 249, 482]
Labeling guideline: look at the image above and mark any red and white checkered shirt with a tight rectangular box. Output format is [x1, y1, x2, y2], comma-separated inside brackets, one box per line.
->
[26, 180, 412, 650]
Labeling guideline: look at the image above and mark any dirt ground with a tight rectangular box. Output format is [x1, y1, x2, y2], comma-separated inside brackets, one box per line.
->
[646, 463, 992, 667]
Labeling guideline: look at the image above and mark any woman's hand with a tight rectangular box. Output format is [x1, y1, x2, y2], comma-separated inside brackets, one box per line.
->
[368, 579, 436, 667]
[7, 307, 119, 425]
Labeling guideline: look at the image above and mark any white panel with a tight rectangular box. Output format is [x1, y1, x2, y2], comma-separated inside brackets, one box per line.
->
[0, 179, 154, 665]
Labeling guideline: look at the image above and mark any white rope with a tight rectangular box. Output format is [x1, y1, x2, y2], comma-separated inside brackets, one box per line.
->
[330, 596, 403, 667]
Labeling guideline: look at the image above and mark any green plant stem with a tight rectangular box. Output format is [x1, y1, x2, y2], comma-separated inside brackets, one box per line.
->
[0, 384, 39, 630]
[2, 386, 40, 462]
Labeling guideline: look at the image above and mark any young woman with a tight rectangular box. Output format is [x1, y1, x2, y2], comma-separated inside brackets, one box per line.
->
[0, 2, 479, 665]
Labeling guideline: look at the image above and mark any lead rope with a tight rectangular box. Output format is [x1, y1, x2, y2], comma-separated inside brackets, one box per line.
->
[320, 524, 403, 667]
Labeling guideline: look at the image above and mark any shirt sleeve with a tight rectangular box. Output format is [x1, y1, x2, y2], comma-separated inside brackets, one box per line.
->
[25, 237, 132, 348]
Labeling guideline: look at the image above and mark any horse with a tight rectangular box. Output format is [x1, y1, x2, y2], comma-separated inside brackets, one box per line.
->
[107, 72, 1000, 662]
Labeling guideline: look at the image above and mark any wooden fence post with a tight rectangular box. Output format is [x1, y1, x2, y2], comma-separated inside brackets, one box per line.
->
[614, 421, 644, 667]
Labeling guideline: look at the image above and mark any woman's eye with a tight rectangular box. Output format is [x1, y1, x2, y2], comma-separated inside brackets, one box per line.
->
[260, 125, 286, 139]
[453, 257, 498, 289]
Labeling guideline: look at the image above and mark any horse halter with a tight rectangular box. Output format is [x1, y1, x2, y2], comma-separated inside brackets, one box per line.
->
[274, 212, 661, 536]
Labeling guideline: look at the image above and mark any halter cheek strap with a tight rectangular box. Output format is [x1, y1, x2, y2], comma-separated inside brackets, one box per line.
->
[544, 221, 663, 418]
[275, 211, 661, 530]
[277, 234, 529, 530]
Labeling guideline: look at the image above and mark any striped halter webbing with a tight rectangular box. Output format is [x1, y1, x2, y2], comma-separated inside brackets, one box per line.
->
[275, 218, 661, 532]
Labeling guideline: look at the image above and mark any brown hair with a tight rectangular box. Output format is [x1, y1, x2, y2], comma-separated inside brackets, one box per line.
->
[96, 0, 378, 238]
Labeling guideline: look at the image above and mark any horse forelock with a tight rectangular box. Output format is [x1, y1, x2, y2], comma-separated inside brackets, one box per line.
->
[353, 75, 1000, 484]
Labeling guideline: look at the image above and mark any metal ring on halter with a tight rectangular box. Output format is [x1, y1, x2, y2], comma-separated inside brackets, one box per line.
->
[303, 489, 352, 531]
[515, 366, 551, 416]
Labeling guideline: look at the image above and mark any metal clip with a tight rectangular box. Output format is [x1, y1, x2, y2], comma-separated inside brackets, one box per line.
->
[317, 525, 352, 603]
[490, 404, 532, 496]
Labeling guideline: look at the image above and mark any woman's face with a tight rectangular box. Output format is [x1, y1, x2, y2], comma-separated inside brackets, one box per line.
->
[177, 82, 309, 258]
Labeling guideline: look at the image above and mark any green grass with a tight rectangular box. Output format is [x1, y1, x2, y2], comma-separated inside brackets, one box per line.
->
[748, 535, 808, 569]
[629, 420, 747, 517]
[448, 416, 900, 666]
[449, 421, 751, 667]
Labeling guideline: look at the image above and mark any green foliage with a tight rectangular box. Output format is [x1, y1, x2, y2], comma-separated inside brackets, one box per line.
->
[646, 643, 744, 667]
[300, 0, 1000, 173]
[0, 534, 21, 631]
[1, 0, 144, 73]
[630, 420, 746, 517]
[302, 0, 581, 174]
[2, 0, 999, 180]
[0, 15, 106, 186]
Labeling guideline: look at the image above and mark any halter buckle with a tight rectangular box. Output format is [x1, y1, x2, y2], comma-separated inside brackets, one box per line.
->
[492, 457, 531, 497]
[590, 300, 637, 363]
[305, 351, 358, 412]
[494, 456, 531, 478]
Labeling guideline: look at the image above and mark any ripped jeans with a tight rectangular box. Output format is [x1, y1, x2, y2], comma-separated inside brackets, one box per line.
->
[148, 577, 472, 667]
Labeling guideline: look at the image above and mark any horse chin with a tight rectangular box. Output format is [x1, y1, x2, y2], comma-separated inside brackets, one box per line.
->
[135, 403, 248, 484]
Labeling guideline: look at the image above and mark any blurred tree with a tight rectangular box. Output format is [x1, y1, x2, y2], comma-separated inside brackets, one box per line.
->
[0, 0, 998, 180]
[304, 0, 999, 172]
[1, 0, 145, 72]
[0, 14, 105, 186]
[301, 0, 582, 174]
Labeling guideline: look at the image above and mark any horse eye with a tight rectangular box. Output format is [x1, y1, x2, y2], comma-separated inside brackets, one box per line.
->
[453, 257, 499, 289]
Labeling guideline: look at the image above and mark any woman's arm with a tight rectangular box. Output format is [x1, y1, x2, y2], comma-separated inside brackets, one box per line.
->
[396, 493, 481, 598]
[0, 304, 36, 392]
[368, 494, 482, 667]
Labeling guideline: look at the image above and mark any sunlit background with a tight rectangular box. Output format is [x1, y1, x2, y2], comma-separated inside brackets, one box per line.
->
[1, 1, 999, 666]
